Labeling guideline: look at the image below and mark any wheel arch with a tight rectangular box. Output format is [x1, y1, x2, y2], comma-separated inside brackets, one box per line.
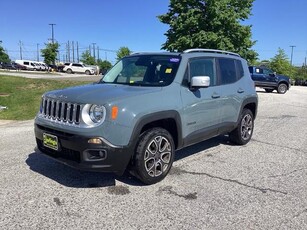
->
[129, 110, 183, 150]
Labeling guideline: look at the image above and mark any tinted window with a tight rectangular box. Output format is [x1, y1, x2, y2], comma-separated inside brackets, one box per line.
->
[255, 68, 263, 74]
[72, 64, 82, 67]
[218, 58, 237, 85]
[235, 60, 244, 80]
[189, 58, 216, 86]
[24, 62, 29, 65]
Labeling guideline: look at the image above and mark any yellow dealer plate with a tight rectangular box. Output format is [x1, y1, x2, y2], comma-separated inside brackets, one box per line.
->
[43, 133, 58, 151]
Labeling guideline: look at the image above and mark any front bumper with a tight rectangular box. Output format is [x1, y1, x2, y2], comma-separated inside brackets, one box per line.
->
[34, 124, 133, 175]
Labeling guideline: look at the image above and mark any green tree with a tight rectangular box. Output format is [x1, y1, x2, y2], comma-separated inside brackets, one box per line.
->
[269, 48, 294, 77]
[158, 0, 257, 62]
[116, 47, 131, 61]
[41, 42, 59, 65]
[97, 59, 112, 73]
[80, 50, 96, 65]
[0, 43, 10, 63]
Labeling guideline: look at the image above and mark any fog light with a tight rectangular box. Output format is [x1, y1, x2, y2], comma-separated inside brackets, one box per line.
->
[88, 138, 103, 144]
[85, 149, 107, 161]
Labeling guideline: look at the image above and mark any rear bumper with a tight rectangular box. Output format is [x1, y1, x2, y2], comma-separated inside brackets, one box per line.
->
[34, 124, 133, 175]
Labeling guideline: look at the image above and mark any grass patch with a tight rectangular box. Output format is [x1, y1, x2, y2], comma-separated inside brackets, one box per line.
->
[0, 75, 93, 120]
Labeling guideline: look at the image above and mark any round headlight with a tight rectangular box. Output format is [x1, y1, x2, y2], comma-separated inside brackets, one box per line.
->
[89, 105, 106, 123]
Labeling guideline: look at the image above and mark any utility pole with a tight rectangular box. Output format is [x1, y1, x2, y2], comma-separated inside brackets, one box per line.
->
[49, 23, 56, 44]
[97, 46, 100, 61]
[72, 41, 75, 63]
[37, 43, 39, 61]
[92, 43, 96, 61]
[290, 45, 296, 66]
[77, 41, 79, 63]
[19, 40, 23, 59]
[67, 41, 70, 62]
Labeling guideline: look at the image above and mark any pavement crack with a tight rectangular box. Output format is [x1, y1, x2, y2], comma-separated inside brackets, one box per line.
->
[252, 138, 307, 154]
[247, 168, 307, 184]
[171, 167, 287, 195]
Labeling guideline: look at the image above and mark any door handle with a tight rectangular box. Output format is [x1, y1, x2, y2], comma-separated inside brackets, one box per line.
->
[237, 88, 244, 93]
[211, 93, 220, 99]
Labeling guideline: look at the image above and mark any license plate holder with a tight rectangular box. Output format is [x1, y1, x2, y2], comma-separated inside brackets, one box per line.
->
[43, 133, 59, 151]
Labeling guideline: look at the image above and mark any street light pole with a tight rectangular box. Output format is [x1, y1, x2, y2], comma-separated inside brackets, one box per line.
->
[49, 23, 56, 44]
[290, 45, 296, 66]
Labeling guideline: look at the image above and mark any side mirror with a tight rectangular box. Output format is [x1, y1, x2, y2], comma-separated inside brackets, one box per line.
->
[191, 76, 210, 88]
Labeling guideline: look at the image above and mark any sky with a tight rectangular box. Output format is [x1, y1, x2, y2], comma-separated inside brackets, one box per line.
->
[0, 0, 306, 66]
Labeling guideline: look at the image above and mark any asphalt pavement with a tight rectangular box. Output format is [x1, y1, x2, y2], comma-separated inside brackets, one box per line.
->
[1, 86, 307, 229]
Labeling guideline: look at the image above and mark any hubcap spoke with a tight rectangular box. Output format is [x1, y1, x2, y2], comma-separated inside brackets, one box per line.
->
[144, 135, 172, 177]
[241, 114, 253, 140]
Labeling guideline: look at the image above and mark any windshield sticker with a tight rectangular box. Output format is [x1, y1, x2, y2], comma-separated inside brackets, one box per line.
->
[165, 68, 172, 74]
[170, 58, 180, 63]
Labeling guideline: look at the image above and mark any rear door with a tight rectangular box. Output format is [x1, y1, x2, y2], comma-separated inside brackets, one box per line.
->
[217, 58, 245, 127]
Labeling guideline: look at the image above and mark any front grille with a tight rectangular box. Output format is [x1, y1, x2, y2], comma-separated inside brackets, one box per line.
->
[40, 97, 82, 125]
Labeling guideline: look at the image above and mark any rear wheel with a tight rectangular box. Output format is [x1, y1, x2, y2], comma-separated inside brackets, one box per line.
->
[229, 109, 254, 145]
[66, 68, 72, 74]
[133, 128, 175, 185]
[277, 83, 287, 94]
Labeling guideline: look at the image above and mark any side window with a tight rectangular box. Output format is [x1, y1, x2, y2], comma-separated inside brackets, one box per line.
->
[189, 58, 216, 86]
[255, 68, 263, 74]
[218, 58, 237, 85]
[24, 62, 29, 65]
[263, 68, 273, 75]
[235, 60, 244, 80]
[72, 64, 82, 67]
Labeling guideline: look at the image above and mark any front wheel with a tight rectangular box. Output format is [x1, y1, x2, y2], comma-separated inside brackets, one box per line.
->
[277, 83, 288, 94]
[229, 109, 254, 145]
[133, 128, 175, 185]
[85, 70, 90, 75]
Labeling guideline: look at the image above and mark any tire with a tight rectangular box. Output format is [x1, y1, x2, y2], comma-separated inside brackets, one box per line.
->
[133, 128, 175, 185]
[265, 89, 274, 93]
[277, 83, 287, 94]
[85, 70, 90, 75]
[229, 108, 254, 145]
[66, 69, 72, 74]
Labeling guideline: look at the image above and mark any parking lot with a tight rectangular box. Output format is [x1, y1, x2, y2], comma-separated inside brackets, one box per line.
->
[1, 86, 307, 229]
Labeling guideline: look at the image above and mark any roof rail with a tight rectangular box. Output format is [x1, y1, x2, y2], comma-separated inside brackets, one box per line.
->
[183, 49, 240, 57]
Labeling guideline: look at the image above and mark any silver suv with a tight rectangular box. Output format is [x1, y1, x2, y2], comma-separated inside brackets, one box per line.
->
[63, 62, 95, 75]
[34, 49, 258, 184]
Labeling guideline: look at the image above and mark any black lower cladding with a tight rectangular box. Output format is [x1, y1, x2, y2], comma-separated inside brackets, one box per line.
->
[34, 124, 133, 175]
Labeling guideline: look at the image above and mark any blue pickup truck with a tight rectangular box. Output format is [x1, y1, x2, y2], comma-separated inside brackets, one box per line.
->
[249, 66, 291, 94]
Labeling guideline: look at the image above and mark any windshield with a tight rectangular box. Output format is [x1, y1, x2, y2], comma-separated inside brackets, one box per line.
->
[100, 55, 181, 86]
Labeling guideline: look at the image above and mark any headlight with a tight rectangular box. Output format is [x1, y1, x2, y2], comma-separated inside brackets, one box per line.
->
[89, 105, 105, 123]
[82, 104, 106, 126]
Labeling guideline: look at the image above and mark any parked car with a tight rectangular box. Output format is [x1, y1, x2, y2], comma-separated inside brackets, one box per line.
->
[249, 66, 291, 94]
[15, 60, 37, 71]
[1, 62, 16, 70]
[35, 49, 258, 184]
[63, 63, 95, 75]
[12, 62, 27, 70]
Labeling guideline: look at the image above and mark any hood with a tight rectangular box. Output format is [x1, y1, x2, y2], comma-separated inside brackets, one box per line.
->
[44, 83, 162, 105]
[276, 74, 290, 81]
